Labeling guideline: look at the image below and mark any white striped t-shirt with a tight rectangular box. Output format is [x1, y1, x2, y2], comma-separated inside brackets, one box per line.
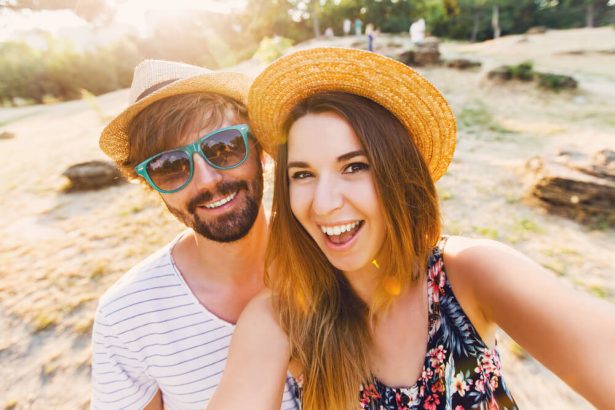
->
[91, 233, 299, 410]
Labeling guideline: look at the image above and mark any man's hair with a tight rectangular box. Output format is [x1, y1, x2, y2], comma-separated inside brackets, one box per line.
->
[121, 93, 249, 183]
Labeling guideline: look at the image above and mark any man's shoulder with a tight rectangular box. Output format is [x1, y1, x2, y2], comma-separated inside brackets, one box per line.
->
[96, 237, 181, 316]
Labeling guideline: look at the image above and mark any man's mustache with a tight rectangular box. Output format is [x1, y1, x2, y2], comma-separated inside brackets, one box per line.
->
[187, 180, 249, 213]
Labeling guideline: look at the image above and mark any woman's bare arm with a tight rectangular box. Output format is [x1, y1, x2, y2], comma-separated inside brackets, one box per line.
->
[444, 236, 615, 409]
[206, 291, 291, 410]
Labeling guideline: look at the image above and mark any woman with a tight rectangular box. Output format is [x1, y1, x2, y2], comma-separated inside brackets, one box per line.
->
[208, 48, 615, 410]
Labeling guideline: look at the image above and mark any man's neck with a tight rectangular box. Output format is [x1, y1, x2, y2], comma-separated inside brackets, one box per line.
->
[178, 206, 268, 284]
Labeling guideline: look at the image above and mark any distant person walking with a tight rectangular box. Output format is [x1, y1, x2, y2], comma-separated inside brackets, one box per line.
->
[366, 23, 375, 51]
[354, 18, 363, 36]
[410, 18, 426, 43]
[343, 18, 352, 36]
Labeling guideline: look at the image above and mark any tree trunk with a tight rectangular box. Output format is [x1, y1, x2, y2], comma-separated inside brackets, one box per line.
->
[471, 9, 480, 42]
[492, 4, 500, 39]
[312, 0, 321, 38]
[585, 2, 594, 28]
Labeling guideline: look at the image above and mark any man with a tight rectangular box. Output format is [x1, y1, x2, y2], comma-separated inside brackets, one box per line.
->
[92, 60, 298, 410]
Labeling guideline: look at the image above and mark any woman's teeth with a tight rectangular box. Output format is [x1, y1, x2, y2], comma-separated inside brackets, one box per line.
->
[204, 192, 236, 209]
[320, 221, 361, 236]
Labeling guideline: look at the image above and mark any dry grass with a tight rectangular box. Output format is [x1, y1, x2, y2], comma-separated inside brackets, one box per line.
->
[1, 28, 614, 409]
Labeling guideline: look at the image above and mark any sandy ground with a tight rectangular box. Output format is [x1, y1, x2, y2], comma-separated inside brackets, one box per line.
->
[1, 27, 614, 409]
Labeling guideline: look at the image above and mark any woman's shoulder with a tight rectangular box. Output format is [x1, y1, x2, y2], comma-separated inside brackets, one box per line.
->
[237, 289, 279, 328]
[441, 235, 517, 273]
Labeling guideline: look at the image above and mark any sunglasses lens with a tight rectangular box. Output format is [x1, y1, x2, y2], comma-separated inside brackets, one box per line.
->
[146, 151, 191, 192]
[200, 128, 247, 169]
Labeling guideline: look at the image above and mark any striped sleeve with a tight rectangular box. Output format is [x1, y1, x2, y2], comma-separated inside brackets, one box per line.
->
[91, 305, 159, 410]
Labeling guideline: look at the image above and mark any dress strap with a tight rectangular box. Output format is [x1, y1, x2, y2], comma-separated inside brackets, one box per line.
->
[436, 235, 449, 257]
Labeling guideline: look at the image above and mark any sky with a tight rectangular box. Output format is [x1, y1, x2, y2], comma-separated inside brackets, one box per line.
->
[0, 0, 248, 40]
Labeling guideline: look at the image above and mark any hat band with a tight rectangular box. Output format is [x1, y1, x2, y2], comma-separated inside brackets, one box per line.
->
[135, 78, 179, 102]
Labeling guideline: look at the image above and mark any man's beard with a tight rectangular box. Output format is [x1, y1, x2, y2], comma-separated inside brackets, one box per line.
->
[167, 164, 263, 243]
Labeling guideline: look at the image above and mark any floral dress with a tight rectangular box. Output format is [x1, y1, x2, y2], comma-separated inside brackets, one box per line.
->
[294, 238, 518, 410]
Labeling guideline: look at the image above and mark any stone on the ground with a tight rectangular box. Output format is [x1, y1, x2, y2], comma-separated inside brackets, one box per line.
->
[0, 131, 15, 140]
[446, 59, 482, 70]
[396, 37, 441, 67]
[62, 160, 125, 192]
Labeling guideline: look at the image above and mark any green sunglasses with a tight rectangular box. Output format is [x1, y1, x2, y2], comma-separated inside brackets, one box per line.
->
[135, 124, 250, 194]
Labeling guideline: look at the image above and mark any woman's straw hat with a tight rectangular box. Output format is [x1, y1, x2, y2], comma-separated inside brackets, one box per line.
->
[248, 47, 456, 181]
[100, 60, 253, 164]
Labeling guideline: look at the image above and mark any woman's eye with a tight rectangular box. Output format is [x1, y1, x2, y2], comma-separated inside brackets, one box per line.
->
[343, 162, 369, 174]
[290, 171, 313, 180]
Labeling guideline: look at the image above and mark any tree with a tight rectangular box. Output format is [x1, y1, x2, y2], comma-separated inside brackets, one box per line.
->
[0, 0, 113, 24]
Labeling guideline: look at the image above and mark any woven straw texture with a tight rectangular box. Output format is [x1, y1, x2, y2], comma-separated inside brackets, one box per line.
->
[248, 47, 456, 181]
[100, 60, 252, 164]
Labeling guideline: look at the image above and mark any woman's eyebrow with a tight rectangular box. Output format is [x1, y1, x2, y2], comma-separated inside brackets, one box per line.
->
[337, 150, 366, 162]
[288, 161, 309, 168]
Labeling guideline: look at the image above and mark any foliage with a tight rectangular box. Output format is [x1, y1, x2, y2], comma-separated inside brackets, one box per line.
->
[1, 0, 612, 103]
[254, 36, 294, 63]
[0, 38, 142, 105]
[536, 72, 579, 90]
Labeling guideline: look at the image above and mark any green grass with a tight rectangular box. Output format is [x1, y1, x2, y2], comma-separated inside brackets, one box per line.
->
[542, 260, 567, 277]
[588, 284, 609, 299]
[438, 188, 454, 201]
[459, 101, 512, 136]
[473, 226, 499, 240]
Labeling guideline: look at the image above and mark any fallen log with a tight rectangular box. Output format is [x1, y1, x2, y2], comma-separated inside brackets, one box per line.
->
[62, 160, 125, 192]
[525, 150, 615, 226]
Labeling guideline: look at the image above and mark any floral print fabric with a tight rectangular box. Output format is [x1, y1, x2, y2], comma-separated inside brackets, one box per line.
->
[294, 238, 518, 410]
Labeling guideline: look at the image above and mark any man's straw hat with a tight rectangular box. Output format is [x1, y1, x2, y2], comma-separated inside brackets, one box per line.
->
[248, 47, 456, 181]
[100, 60, 252, 164]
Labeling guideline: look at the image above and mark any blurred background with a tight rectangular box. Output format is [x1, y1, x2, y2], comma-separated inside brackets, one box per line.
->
[1, 0, 614, 409]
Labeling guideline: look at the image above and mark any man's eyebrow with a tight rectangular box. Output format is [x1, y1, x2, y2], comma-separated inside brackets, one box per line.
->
[337, 150, 366, 162]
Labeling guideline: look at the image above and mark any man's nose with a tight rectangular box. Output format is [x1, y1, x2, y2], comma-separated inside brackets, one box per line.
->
[191, 153, 223, 189]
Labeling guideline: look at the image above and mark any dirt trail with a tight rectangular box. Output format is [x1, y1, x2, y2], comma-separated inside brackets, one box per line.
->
[1, 28, 614, 409]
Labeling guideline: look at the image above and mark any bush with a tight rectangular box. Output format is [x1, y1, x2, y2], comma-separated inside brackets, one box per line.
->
[0, 38, 143, 106]
[509, 61, 534, 81]
[254, 36, 293, 64]
[536, 72, 578, 91]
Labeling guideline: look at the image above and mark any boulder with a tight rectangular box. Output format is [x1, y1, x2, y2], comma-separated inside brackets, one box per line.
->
[396, 37, 441, 67]
[62, 160, 125, 192]
[446, 59, 482, 70]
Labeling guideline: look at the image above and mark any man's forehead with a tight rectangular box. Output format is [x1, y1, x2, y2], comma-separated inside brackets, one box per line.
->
[177, 120, 246, 145]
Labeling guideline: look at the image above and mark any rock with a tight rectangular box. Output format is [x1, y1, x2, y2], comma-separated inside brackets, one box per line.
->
[446, 59, 482, 70]
[526, 151, 615, 226]
[0, 131, 15, 140]
[414, 37, 441, 66]
[397, 50, 416, 65]
[62, 160, 125, 192]
[396, 38, 441, 67]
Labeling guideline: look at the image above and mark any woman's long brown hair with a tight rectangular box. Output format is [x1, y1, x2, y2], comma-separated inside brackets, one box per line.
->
[265, 92, 441, 410]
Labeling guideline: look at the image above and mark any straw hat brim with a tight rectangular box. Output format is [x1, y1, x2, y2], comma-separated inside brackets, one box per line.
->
[248, 47, 456, 181]
[100, 72, 253, 164]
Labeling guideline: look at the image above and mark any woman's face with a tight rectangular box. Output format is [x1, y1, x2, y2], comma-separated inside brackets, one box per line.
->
[287, 111, 386, 276]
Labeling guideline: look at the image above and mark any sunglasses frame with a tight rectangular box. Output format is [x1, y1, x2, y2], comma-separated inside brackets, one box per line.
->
[135, 124, 250, 194]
